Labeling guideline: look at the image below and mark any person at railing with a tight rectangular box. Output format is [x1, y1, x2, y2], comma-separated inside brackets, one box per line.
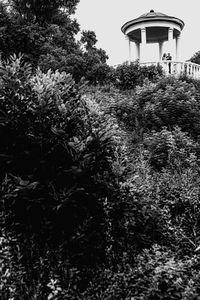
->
[162, 53, 167, 60]
[166, 53, 172, 74]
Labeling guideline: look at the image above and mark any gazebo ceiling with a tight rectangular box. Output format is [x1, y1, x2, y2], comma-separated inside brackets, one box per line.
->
[128, 27, 180, 43]
[121, 10, 185, 42]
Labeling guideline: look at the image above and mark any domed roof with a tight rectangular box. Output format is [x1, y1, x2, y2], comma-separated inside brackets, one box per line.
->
[121, 10, 185, 34]
[139, 10, 167, 18]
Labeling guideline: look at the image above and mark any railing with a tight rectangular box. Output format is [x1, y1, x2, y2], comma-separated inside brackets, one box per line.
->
[140, 61, 200, 79]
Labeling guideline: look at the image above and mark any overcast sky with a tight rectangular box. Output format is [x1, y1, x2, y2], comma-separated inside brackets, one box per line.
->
[74, 0, 200, 65]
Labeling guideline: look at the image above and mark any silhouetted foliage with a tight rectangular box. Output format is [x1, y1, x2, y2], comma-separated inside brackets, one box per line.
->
[3, 50, 200, 298]
[0, 56, 125, 276]
[0, 0, 111, 85]
[110, 76, 200, 141]
[189, 50, 200, 65]
[113, 61, 163, 90]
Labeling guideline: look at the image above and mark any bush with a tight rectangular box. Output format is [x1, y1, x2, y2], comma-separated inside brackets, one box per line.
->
[144, 127, 200, 171]
[0, 55, 125, 270]
[114, 61, 163, 90]
[85, 63, 114, 85]
[68, 245, 200, 300]
[110, 76, 200, 141]
[3, 55, 200, 299]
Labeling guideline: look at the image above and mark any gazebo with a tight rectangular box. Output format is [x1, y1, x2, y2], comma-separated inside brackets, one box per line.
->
[121, 10, 200, 78]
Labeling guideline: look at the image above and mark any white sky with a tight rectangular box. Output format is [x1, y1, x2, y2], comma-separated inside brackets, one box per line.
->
[74, 0, 200, 66]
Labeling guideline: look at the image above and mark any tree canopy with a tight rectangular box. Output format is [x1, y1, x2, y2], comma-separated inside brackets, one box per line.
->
[0, 0, 110, 83]
[8, 0, 80, 24]
[189, 50, 200, 65]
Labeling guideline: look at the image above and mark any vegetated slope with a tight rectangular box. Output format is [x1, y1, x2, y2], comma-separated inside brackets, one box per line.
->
[2, 57, 200, 299]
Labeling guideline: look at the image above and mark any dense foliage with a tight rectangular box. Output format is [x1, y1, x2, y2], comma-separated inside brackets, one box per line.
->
[110, 76, 200, 140]
[1, 3, 200, 295]
[189, 50, 200, 65]
[2, 54, 200, 299]
[0, 0, 110, 84]
[0, 1, 165, 87]
[0, 55, 127, 298]
[114, 61, 163, 90]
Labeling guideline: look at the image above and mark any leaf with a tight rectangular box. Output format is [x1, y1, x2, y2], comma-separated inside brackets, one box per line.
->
[47, 294, 54, 300]
[19, 180, 30, 186]
[51, 126, 65, 135]
[194, 245, 200, 252]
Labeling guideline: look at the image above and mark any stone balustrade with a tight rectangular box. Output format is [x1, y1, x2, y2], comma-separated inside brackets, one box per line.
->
[140, 61, 200, 79]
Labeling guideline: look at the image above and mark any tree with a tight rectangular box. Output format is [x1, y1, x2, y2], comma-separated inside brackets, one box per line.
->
[80, 30, 108, 63]
[81, 30, 97, 51]
[189, 50, 200, 65]
[0, 1, 111, 83]
[0, 1, 80, 64]
[8, 0, 80, 24]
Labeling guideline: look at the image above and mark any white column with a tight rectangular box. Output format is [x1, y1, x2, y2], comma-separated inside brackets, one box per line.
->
[140, 27, 146, 62]
[134, 42, 140, 61]
[125, 35, 131, 64]
[159, 42, 164, 61]
[176, 34, 181, 61]
[129, 38, 131, 63]
[168, 27, 174, 58]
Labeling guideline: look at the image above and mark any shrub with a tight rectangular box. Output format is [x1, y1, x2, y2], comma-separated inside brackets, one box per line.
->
[73, 245, 200, 300]
[2, 55, 200, 299]
[111, 76, 200, 140]
[144, 127, 200, 171]
[85, 63, 114, 85]
[114, 61, 163, 90]
[0, 55, 125, 269]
